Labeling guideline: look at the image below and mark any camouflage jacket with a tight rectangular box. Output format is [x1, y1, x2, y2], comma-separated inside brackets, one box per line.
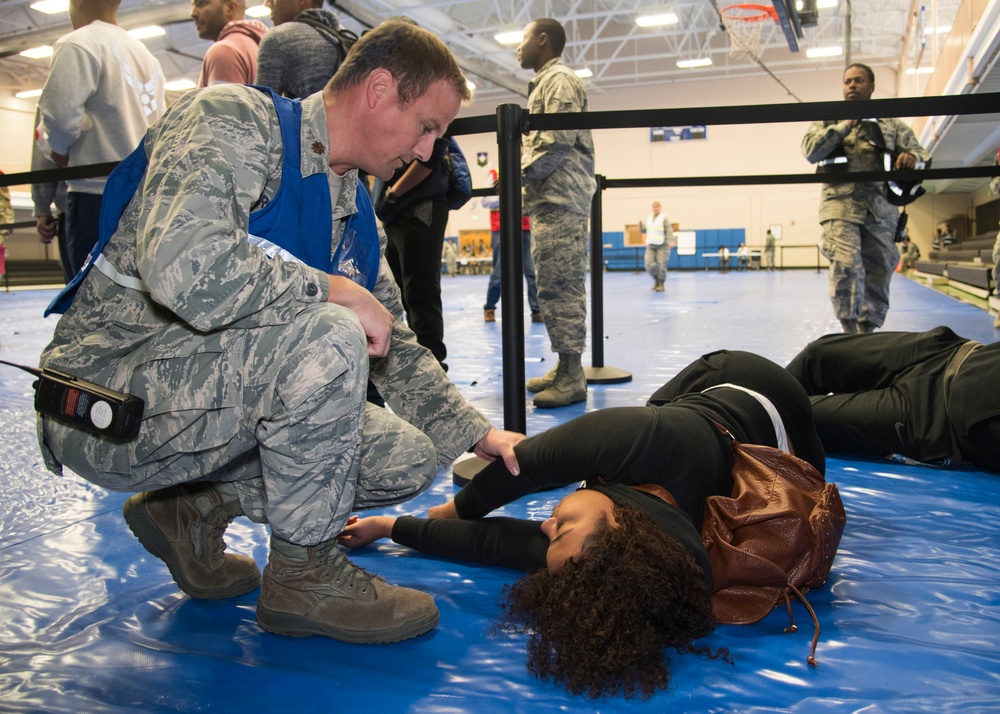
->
[802, 117, 929, 223]
[521, 58, 596, 215]
[40, 85, 491, 466]
[0, 182, 12, 241]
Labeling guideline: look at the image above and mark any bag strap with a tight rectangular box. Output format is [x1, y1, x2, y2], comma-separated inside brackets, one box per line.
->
[784, 583, 821, 667]
[293, 17, 357, 56]
[629, 483, 678, 508]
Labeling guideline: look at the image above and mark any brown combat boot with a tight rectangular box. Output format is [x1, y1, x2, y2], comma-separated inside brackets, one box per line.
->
[256, 538, 439, 644]
[483, 308, 496, 322]
[123, 481, 260, 599]
[533, 353, 587, 408]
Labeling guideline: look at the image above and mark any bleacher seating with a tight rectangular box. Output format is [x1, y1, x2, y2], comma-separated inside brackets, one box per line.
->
[1, 259, 64, 289]
[912, 229, 996, 298]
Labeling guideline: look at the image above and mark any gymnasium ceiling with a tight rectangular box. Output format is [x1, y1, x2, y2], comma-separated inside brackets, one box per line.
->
[1, 0, 998, 188]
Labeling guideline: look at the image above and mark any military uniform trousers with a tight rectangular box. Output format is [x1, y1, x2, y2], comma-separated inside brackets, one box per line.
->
[529, 202, 589, 355]
[40, 301, 437, 546]
[820, 214, 898, 328]
[645, 243, 669, 283]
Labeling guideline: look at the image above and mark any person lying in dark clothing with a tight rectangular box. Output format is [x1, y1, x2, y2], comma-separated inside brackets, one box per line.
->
[787, 326, 1000, 473]
[339, 350, 827, 699]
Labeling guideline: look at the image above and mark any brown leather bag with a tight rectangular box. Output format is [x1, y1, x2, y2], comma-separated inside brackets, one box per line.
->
[701, 422, 847, 665]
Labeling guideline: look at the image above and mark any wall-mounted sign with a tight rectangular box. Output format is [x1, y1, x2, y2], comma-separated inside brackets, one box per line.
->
[650, 125, 707, 142]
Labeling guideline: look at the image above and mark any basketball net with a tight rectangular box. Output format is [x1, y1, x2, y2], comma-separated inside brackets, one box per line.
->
[720, 4, 778, 62]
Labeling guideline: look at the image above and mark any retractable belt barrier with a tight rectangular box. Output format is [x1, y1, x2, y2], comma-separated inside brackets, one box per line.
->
[3, 93, 999, 436]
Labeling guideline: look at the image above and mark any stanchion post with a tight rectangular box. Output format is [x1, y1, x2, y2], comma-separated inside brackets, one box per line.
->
[584, 174, 632, 385]
[452, 103, 527, 486]
[496, 103, 527, 434]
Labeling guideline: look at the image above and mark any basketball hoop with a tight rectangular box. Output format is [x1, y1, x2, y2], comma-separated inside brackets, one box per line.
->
[720, 4, 779, 61]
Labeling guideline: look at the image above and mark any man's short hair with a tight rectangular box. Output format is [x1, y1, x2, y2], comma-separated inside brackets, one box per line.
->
[328, 20, 470, 105]
[845, 62, 875, 84]
[533, 18, 566, 56]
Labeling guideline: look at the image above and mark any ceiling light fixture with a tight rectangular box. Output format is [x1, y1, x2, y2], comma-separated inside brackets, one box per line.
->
[246, 4, 271, 18]
[636, 12, 679, 28]
[923, 25, 952, 35]
[905, 66, 934, 75]
[806, 46, 843, 58]
[677, 57, 712, 68]
[128, 26, 166, 41]
[15, 88, 44, 99]
[494, 30, 523, 45]
[29, 0, 68, 14]
[816, 0, 839, 7]
[575, 68, 593, 78]
[165, 79, 197, 92]
[20, 45, 53, 59]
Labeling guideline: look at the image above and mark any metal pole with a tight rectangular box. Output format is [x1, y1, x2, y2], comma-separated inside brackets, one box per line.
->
[582, 174, 632, 385]
[589, 175, 606, 369]
[496, 103, 527, 433]
[452, 104, 526, 486]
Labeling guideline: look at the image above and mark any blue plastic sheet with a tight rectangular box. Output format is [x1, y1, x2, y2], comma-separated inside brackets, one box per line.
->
[1, 273, 998, 713]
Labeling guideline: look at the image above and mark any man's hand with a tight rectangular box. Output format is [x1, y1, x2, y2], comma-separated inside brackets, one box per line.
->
[427, 501, 459, 519]
[327, 275, 395, 357]
[894, 152, 917, 170]
[472, 428, 526, 475]
[36, 216, 57, 244]
[337, 514, 395, 548]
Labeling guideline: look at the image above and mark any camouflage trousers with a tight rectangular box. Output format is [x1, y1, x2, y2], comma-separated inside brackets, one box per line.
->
[644, 243, 669, 282]
[39, 302, 437, 546]
[530, 203, 589, 355]
[820, 216, 898, 328]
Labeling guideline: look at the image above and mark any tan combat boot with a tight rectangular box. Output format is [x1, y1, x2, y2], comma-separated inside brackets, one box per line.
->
[533, 353, 587, 408]
[123, 481, 260, 599]
[526, 360, 559, 393]
[256, 538, 439, 644]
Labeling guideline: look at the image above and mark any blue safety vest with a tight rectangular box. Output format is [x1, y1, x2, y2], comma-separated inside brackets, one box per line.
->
[46, 86, 380, 316]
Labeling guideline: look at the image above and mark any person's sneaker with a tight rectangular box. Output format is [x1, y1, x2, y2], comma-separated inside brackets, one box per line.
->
[526, 362, 559, 393]
[531, 312, 544, 323]
[484, 308, 496, 322]
[256, 538, 439, 644]
[122, 482, 260, 599]
[533, 356, 587, 408]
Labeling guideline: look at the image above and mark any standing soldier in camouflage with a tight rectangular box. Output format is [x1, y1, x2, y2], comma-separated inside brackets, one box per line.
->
[517, 18, 597, 408]
[802, 63, 928, 334]
[36, 22, 522, 646]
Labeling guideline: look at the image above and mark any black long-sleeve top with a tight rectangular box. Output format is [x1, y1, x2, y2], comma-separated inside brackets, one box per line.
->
[391, 388, 796, 589]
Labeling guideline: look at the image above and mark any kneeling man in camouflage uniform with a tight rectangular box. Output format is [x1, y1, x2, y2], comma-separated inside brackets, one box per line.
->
[36, 22, 522, 645]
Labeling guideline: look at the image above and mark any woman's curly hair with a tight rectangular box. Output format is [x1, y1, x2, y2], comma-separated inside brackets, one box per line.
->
[497, 502, 730, 699]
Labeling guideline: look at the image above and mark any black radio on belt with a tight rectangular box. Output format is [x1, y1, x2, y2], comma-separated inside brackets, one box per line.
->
[1, 359, 144, 441]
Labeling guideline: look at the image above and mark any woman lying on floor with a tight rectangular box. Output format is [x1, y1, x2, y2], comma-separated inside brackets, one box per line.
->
[339, 350, 827, 699]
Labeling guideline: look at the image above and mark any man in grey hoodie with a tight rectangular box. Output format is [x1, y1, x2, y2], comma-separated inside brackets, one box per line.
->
[256, 0, 351, 98]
